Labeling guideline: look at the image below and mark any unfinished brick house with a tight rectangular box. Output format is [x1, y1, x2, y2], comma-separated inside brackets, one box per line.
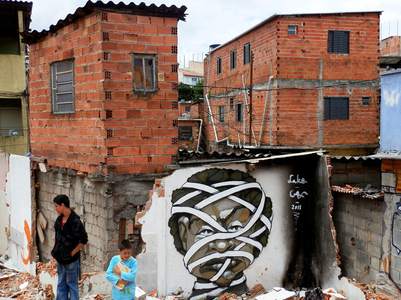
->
[204, 12, 381, 155]
[24, 0, 186, 271]
[177, 100, 203, 152]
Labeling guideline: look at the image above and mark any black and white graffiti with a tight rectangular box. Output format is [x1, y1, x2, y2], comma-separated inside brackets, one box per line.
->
[168, 168, 273, 299]
[392, 201, 401, 255]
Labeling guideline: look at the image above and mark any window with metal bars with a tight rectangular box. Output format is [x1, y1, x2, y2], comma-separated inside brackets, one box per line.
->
[328, 30, 350, 54]
[324, 97, 349, 120]
[288, 25, 298, 35]
[132, 54, 157, 92]
[50, 59, 75, 114]
[243, 43, 251, 64]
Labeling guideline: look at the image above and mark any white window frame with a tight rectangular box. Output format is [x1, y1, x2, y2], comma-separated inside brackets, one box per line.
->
[132, 54, 157, 93]
[50, 59, 75, 114]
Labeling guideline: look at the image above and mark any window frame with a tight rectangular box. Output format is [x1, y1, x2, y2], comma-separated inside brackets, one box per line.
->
[324, 97, 349, 120]
[132, 53, 158, 93]
[50, 59, 75, 114]
[178, 126, 193, 141]
[230, 49, 237, 70]
[216, 57, 222, 75]
[328, 30, 350, 54]
[243, 43, 251, 65]
[288, 24, 298, 36]
[236, 103, 243, 122]
[218, 105, 225, 123]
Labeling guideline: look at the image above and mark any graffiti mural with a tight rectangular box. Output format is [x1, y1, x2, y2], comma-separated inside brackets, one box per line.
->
[168, 168, 273, 299]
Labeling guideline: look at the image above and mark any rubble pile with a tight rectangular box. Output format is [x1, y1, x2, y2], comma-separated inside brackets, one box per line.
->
[0, 264, 44, 299]
[353, 282, 393, 300]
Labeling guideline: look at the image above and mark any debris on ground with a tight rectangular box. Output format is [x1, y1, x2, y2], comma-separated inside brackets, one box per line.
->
[353, 282, 394, 300]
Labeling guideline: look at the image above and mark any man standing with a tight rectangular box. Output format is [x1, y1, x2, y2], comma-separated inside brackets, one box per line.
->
[51, 195, 88, 300]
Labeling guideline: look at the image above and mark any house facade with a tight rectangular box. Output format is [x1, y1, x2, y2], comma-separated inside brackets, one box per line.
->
[204, 12, 381, 155]
[24, 0, 186, 271]
[0, 0, 31, 155]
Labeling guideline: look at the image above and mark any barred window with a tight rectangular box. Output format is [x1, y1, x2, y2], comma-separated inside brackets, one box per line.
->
[51, 59, 75, 114]
[179, 126, 193, 141]
[328, 30, 350, 54]
[324, 97, 349, 120]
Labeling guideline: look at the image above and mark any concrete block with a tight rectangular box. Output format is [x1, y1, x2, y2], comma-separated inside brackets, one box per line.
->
[371, 257, 381, 272]
[367, 242, 382, 258]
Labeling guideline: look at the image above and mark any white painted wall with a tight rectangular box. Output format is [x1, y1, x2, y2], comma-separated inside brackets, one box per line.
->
[137, 163, 294, 296]
[0, 152, 10, 255]
[2, 154, 35, 274]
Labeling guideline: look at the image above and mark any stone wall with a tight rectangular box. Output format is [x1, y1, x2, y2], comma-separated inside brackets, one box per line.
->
[333, 193, 385, 283]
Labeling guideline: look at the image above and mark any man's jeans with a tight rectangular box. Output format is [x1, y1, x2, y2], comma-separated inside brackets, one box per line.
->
[56, 260, 80, 300]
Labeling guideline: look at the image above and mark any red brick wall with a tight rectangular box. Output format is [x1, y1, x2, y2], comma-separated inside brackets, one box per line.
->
[204, 13, 380, 151]
[29, 10, 180, 174]
[381, 36, 401, 56]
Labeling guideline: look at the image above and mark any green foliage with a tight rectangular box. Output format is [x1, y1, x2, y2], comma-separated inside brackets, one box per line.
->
[178, 80, 204, 101]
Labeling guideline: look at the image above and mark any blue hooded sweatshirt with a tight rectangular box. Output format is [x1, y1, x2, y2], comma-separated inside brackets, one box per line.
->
[105, 255, 137, 300]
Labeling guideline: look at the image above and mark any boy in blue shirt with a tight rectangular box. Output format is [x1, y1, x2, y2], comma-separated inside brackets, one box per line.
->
[106, 239, 137, 300]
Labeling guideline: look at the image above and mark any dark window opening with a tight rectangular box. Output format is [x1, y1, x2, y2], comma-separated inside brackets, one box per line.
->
[217, 57, 222, 74]
[218, 105, 225, 122]
[328, 30, 350, 54]
[133, 54, 157, 92]
[179, 126, 193, 141]
[236, 103, 243, 122]
[230, 50, 237, 70]
[0, 11, 20, 54]
[243, 43, 251, 64]
[0, 99, 23, 136]
[51, 59, 75, 114]
[230, 98, 234, 110]
[324, 97, 349, 120]
[362, 96, 371, 106]
[184, 105, 191, 113]
[288, 25, 298, 35]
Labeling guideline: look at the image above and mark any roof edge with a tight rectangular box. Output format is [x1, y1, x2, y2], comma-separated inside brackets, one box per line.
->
[210, 11, 382, 54]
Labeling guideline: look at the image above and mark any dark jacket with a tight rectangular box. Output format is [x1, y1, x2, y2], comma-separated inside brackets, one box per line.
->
[51, 210, 88, 265]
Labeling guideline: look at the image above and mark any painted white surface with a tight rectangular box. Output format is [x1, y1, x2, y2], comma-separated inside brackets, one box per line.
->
[137, 163, 293, 296]
[0, 152, 10, 255]
[5, 154, 34, 274]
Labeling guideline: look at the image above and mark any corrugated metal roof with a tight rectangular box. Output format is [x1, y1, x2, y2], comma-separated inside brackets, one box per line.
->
[371, 151, 401, 160]
[332, 184, 383, 200]
[0, 0, 32, 30]
[330, 155, 380, 161]
[209, 11, 381, 54]
[23, 0, 187, 44]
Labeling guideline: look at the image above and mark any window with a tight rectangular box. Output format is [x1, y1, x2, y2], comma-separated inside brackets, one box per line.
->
[288, 25, 298, 35]
[51, 59, 75, 114]
[179, 126, 193, 141]
[0, 99, 23, 136]
[230, 97, 234, 110]
[243, 43, 251, 64]
[236, 103, 243, 122]
[362, 96, 371, 106]
[230, 50, 237, 70]
[0, 11, 20, 54]
[191, 77, 198, 83]
[133, 54, 157, 92]
[328, 30, 350, 54]
[184, 105, 191, 113]
[217, 57, 222, 74]
[324, 97, 349, 120]
[218, 105, 225, 122]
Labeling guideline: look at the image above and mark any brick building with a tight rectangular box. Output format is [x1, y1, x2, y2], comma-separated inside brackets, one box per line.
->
[26, 0, 186, 175]
[24, 1, 186, 271]
[204, 12, 380, 155]
[177, 100, 203, 151]
[381, 36, 401, 56]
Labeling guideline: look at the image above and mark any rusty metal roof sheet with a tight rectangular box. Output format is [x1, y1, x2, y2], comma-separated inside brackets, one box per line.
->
[23, 0, 187, 44]
[332, 184, 383, 199]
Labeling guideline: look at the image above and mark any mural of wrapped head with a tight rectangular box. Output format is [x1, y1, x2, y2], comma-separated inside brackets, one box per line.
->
[168, 168, 273, 299]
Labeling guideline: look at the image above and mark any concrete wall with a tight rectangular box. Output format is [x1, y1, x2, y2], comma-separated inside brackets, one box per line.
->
[36, 169, 154, 271]
[381, 70, 401, 152]
[333, 194, 385, 282]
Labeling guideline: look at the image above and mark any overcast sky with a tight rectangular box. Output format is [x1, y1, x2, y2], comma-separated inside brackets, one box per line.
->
[29, 0, 401, 66]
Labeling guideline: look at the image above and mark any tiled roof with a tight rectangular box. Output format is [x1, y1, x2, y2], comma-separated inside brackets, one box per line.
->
[23, 0, 187, 44]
